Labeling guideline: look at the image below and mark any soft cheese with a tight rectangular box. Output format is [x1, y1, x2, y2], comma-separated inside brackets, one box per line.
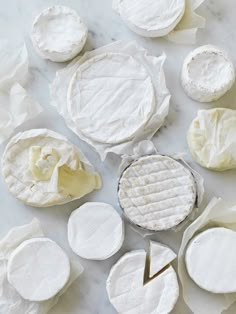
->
[31, 6, 88, 62]
[106, 245, 179, 314]
[114, 0, 185, 37]
[68, 202, 124, 260]
[7, 238, 70, 301]
[185, 227, 236, 293]
[118, 155, 197, 231]
[2, 129, 101, 207]
[188, 108, 236, 171]
[181, 45, 235, 102]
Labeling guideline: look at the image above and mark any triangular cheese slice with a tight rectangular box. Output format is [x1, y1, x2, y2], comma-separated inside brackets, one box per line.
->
[149, 241, 177, 277]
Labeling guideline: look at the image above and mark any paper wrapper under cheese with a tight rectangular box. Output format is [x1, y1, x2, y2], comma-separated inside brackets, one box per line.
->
[0, 219, 83, 314]
[50, 41, 170, 160]
[118, 140, 204, 236]
[178, 198, 236, 314]
[0, 39, 42, 144]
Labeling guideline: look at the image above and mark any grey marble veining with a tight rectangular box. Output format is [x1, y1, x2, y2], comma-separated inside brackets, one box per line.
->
[1, 0, 236, 313]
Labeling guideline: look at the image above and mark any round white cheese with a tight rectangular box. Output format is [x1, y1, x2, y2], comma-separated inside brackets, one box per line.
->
[118, 155, 196, 231]
[185, 227, 236, 293]
[67, 52, 155, 144]
[7, 238, 70, 301]
[181, 45, 235, 102]
[107, 249, 179, 314]
[188, 108, 236, 171]
[117, 0, 185, 37]
[2, 129, 101, 207]
[68, 202, 124, 260]
[31, 6, 88, 62]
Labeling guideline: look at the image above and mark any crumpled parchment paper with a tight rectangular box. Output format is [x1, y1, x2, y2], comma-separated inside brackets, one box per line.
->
[50, 41, 170, 160]
[178, 197, 236, 314]
[0, 219, 83, 314]
[0, 39, 42, 144]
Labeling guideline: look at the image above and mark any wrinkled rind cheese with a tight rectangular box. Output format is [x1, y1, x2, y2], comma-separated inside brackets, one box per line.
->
[2, 129, 101, 207]
[107, 249, 179, 314]
[31, 6, 88, 62]
[187, 108, 236, 171]
[185, 227, 236, 294]
[68, 202, 124, 260]
[67, 52, 155, 144]
[118, 155, 196, 231]
[181, 45, 235, 102]
[7, 238, 70, 301]
[115, 0, 185, 37]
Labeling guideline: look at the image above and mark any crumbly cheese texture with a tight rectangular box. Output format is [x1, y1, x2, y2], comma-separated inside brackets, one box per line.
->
[68, 202, 124, 260]
[31, 6, 88, 62]
[150, 241, 177, 277]
[188, 108, 236, 171]
[107, 249, 179, 314]
[118, 155, 196, 231]
[7, 238, 70, 301]
[185, 227, 236, 293]
[181, 45, 235, 102]
[115, 0, 185, 37]
[2, 129, 101, 207]
[67, 52, 155, 144]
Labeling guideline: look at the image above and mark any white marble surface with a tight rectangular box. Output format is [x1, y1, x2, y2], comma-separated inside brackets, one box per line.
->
[1, 0, 236, 313]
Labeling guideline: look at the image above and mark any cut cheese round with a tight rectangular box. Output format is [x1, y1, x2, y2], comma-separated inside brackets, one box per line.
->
[68, 202, 124, 260]
[31, 6, 88, 62]
[67, 52, 155, 144]
[185, 227, 236, 293]
[7, 238, 70, 301]
[117, 0, 185, 37]
[107, 249, 179, 314]
[2, 129, 101, 207]
[118, 155, 196, 231]
[188, 108, 236, 171]
[181, 45, 235, 102]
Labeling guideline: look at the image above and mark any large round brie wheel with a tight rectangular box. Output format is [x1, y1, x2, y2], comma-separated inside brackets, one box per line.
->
[7, 238, 70, 301]
[67, 52, 155, 144]
[107, 249, 179, 314]
[185, 228, 236, 293]
[118, 155, 197, 231]
[181, 45, 235, 102]
[31, 6, 88, 62]
[117, 0, 185, 37]
[68, 202, 124, 260]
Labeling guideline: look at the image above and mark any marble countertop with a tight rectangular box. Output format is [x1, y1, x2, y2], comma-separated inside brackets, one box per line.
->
[1, 0, 236, 313]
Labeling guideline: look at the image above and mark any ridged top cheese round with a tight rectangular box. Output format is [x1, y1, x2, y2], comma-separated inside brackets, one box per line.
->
[185, 228, 236, 293]
[67, 52, 155, 144]
[118, 155, 196, 231]
[181, 45, 235, 102]
[7, 238, 70, 301]
[31, 6, 88, 62]
[68, 202, 124, 260]
[117, 0, 185, 37]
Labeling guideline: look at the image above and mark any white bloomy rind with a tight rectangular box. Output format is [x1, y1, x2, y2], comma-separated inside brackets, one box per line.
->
[68, 202, 124, 260]
[7, 237, 70, 301]
[114, 0, 185, 37]
[185, 227, 236, 293]
[107, 247, 179, 314]
[118, 155, 197, 231]
[181, 45, 235, 102]
[31, 6, 88, 62]
[2, 129, 101, 207]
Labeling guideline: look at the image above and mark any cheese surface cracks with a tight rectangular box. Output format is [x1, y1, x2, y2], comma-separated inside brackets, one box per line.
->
[118, 155, 196, 231]
[2, 129, 101, 207]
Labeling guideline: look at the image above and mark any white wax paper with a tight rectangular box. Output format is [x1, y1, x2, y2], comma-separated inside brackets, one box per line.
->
[0, 219, 83, 314]
[50, 41, 170, 160]
[0, 39, 42, 144]
[178, 198, 236, 314]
